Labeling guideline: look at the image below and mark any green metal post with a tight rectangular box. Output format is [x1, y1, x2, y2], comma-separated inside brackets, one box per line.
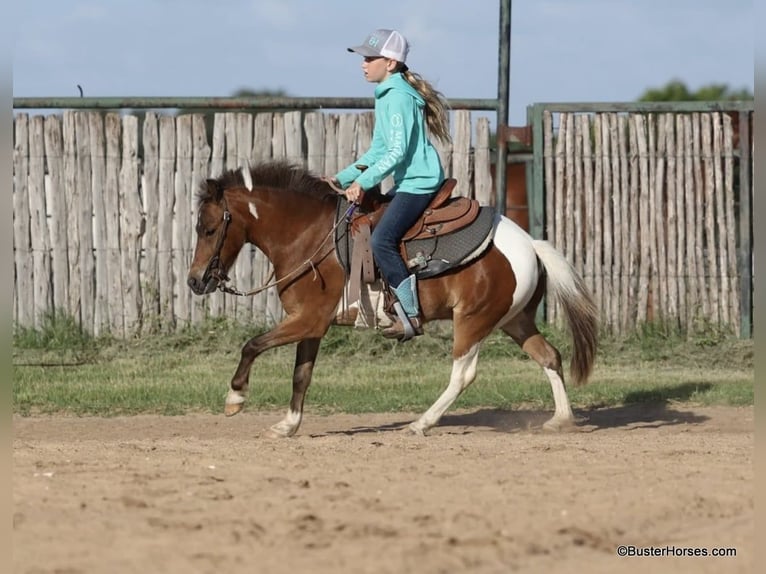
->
[494, 0, 511, 215]
[527, 103, 545, 240]
[738, 112, 752, 338]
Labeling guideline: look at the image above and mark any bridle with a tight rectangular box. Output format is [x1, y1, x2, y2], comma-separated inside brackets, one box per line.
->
[200, 199, 233, 288]
[199, 193, 358, 297]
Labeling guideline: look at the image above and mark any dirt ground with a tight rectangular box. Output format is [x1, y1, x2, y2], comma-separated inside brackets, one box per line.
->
[13, 404, 754, 574]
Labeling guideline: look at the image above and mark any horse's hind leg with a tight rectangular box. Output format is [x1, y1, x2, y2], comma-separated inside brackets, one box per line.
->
[502, 313, 578, 432]
[266, 338, 321, 438]
[408, 342, 482, 436]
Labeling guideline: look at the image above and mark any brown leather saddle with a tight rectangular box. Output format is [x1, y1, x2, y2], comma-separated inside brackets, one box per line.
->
[346, 178, 482, 298]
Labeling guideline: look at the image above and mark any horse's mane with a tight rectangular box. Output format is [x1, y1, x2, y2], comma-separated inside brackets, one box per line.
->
[196, 160, 335, 206]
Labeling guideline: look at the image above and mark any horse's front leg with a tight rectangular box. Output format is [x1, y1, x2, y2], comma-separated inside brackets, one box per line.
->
[265, 338, 321, 438]
[224, 316, 323, 417]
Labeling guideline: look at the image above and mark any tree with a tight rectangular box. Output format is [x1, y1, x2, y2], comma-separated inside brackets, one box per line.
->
[638, 79, 753, 102]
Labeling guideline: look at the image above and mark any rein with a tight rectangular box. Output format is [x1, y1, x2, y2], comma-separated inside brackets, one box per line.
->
[209, 193, 358, 297]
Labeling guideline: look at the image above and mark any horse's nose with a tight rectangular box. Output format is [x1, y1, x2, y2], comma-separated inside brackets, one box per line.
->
[187, 276, 201, 294]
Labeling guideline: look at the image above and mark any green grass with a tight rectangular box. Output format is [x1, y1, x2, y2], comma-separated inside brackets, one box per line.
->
[12, 314, 753, 416]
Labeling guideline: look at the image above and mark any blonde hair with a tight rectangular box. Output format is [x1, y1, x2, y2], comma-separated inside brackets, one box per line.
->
[400, 66, 451, 144]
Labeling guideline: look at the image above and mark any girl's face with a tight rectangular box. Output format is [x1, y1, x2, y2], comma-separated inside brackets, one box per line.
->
[361, 56, 396, 83]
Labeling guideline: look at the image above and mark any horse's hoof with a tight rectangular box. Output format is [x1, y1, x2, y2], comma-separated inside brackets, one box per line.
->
[406, 423, 427, 437]
[264, 425, 293, 439]
[543, 417, 579, 432]
[224, 402, 244, 417]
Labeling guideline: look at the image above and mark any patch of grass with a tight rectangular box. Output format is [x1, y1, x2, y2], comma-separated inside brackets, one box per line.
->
[14, 310, 97, 350]
[12, 316, 753, 416]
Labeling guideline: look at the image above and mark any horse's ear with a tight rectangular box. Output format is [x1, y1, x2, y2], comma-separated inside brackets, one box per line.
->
[206, 178, 223, 201]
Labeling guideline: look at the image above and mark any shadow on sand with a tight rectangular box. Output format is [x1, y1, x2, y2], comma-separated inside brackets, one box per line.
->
[322, 382, 713, 436]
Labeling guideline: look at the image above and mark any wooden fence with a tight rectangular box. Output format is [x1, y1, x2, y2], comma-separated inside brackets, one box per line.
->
[12, 110, 493, 337]
[13, 107, 752, 337]
[542, 110, 749, 335]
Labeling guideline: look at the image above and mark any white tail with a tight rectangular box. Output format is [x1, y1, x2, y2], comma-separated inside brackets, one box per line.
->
[531, 239, 599, 385]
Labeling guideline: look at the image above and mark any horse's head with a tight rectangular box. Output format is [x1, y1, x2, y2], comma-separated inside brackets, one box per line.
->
[187, 178, 247, 295]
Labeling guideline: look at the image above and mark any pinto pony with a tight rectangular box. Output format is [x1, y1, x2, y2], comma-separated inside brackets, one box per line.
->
[187, 161, 598, 437]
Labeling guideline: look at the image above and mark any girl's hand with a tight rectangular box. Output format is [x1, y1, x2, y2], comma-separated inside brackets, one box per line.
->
[345, 182, 364, 204]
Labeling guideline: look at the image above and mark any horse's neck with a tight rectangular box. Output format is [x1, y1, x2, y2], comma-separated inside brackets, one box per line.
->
[240, 188, 336, 267]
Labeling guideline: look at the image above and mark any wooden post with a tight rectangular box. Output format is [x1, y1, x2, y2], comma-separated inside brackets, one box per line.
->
[664, 114, 679, 328]
[63, 113, 81, 325]
[552, 112, 566, 323]
[141, 112, 160, 329]
[572, 114, 584, 276]
[634, 114, 650, 325]
[120, 114, 144, 336]
[304, 111, 326, 174]
[12, 115, 33, 327]
[207, 113, 227, 319]
[452, 110, 472, 198]
[44, 115, 69, 321]
[607, 113, 621, 332]
[191, 114, 212, 324]
[701, 113, 720, 325]
[323, 114, 339, 176]
[722, 114, 739, 331]
[618, 115, 633, 332]
[712, 113, 730, 327]
[157, 116, 176, 329]
[650, 114, 665, 325]
[581, 114, 595, 302]
[285, 110, 304, 166]
[474, 118, 493, 206]
[591, 114, 603, 329]
[683, 115, 699, 327]
[673, 115, 686, 328]
[234, 112, 255, 323]
[74, 113, 95, 333]
[691, 114, 708, 322]
[88, 112, 108, 334]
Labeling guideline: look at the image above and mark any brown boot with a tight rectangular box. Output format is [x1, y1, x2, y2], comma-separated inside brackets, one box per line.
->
[381, 316, 423, 341]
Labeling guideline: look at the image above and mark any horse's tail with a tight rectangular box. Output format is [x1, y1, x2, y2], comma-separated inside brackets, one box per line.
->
[531, 239, 598, 386]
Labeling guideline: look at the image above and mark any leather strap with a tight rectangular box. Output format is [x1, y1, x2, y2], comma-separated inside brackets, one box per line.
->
[349, 222, 374, 305]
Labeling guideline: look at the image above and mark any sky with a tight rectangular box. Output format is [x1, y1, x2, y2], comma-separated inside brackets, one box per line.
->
[11, 0, 754, 126]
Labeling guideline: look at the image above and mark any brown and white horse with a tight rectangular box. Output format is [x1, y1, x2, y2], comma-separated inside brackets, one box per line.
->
[187, 161, 598, 437]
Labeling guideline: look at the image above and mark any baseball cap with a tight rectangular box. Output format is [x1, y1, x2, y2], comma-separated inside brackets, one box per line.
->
[347, 29, 409, 63]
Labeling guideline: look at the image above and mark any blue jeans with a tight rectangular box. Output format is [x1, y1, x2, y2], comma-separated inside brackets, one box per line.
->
[370, 190, 437, 287]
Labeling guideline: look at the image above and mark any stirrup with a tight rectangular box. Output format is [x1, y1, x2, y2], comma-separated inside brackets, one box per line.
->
[381, 302, 423, 341]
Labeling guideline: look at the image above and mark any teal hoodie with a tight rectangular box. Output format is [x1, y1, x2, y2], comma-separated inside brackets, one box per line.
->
[334, 72, 444, 194]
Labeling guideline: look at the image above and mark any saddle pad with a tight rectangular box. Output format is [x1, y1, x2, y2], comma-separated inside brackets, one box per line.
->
[406, 206, 496, 279]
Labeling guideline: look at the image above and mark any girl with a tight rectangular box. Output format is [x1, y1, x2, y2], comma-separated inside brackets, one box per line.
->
[331, 28, 451, 340]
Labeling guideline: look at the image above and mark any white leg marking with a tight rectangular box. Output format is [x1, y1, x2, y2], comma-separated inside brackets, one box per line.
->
[225, 388, 246, 405]
[410, 343, 481, 435]
[542, 366, 576, 431]
[224, 387, 247, 416]
[248, 202, 259, 219]
[269, 409, 303, 438]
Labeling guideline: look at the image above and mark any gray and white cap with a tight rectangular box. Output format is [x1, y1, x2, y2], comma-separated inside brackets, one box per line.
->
[347, 29, 409, 63]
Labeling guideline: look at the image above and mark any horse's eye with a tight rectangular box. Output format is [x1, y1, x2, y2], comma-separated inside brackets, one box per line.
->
[196, 224, 216, 237]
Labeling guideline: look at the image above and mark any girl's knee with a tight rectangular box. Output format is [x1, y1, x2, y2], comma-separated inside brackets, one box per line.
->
[370, 230, 393, 253]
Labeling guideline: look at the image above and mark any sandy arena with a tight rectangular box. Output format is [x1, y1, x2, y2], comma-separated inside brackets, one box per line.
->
[13, 404, 754, 573]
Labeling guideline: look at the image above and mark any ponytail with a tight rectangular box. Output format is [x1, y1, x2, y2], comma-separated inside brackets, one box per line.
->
[400, 66, 452, 144]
